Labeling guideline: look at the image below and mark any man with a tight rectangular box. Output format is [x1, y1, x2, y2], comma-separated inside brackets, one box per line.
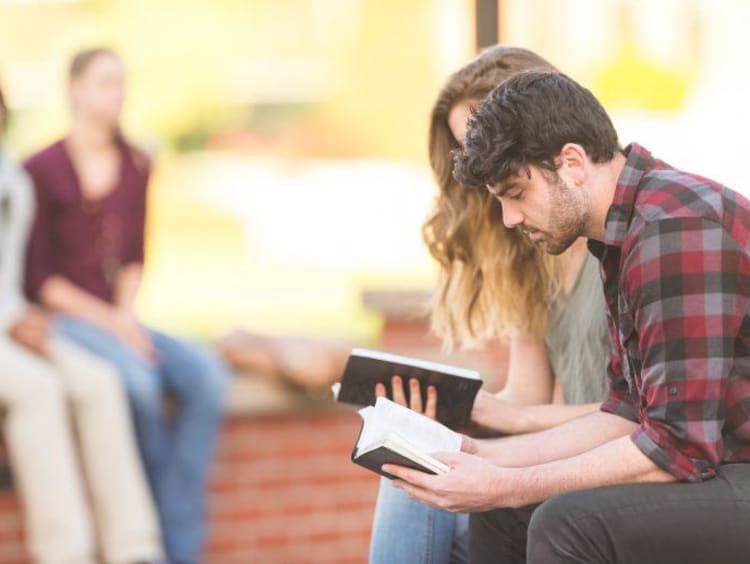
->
[384, 71, 750, 563]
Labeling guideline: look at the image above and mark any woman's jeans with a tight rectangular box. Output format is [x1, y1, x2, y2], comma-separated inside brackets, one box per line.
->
[370, 476, 469, 564]
[54, 315, 228, 564]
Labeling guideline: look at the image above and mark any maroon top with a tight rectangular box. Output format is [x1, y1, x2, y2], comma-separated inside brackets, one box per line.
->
[23, 139, 149, 304]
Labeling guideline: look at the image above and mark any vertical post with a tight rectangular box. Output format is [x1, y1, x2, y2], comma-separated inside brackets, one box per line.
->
[475, 0, 499, 52]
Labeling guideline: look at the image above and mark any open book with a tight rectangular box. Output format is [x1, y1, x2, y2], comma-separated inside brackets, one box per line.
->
[352, 396, 462, 479]
[334, 348, 482, 429]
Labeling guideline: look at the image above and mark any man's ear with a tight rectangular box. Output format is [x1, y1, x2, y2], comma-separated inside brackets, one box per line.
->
[557, 143, 587, 186]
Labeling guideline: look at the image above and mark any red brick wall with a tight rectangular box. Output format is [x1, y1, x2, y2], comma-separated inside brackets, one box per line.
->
[0, 493, 24, 563]
[207, 410, 378, 563]
[0, 408, 379, 564]
[0, 314, 507, 563]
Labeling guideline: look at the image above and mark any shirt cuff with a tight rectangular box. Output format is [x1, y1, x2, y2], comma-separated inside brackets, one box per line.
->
[630, 424, 717, 483]
[600, 392, 639, 423]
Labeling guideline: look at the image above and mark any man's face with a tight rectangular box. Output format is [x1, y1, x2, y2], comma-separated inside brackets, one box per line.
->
[487, 165, 588, 255]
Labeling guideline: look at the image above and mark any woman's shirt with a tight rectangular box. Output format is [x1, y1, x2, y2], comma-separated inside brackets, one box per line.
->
[545, 250, 610, 405]
[23, 139, 149, 304]
[0, 149, 33, 331]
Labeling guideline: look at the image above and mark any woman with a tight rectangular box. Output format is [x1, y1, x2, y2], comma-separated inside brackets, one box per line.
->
[0, 81, 162, 563]
[23, 49, 227, 563]
[369, 46, 610, 564]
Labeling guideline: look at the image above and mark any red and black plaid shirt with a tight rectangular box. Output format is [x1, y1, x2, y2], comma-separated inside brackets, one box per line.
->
[590, 143, 750, 482]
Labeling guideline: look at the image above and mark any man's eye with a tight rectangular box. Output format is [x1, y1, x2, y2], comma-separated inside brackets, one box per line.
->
[507, 191, 523, 201]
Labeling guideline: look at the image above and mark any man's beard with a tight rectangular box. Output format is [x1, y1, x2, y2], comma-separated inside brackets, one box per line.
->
[542, 176, 587, 255]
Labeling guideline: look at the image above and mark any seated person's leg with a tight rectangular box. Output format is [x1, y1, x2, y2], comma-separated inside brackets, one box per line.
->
[0, 337, 95, 564]
[370, 477, 467, 564]
[52, 315, 169, 508]
[49, 337, 163, 564]
[469, 504, 538, 564]
[526, 465, 750, 564]
[147, 328, 228, 562]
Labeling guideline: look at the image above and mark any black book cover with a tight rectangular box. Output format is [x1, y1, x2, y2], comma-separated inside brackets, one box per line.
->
[337, 349, 482, 429]
[352, 446, 438, 480]
[350, 415, 442, 479]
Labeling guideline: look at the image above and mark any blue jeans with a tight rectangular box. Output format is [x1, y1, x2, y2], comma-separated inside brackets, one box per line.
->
[370, 477, 469, 564]
[54, 315, 228, 564]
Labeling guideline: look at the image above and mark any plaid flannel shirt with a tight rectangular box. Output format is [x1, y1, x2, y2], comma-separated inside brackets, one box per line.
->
[590, 143, 750, 482]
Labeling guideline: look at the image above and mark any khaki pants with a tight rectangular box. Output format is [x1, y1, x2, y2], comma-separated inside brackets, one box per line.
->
[0, 335, 162, 564]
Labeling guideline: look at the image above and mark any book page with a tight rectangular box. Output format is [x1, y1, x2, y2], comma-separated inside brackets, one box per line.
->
[359, 397, 461, 454]
[356, 405, 380, 448]
[384, 434, 451, 473]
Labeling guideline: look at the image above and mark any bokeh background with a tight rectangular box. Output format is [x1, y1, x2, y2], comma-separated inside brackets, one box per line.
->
[1, 0, 749, 561]
[3, 0, 747, 343]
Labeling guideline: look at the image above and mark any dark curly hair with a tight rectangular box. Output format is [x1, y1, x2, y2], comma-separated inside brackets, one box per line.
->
[453, 71, 620, 190]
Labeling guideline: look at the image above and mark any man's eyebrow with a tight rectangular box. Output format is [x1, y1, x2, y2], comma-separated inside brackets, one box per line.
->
[487, 181, 517, 197]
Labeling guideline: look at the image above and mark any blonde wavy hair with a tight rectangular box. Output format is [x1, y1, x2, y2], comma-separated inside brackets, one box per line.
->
[423, 45, 566, 349]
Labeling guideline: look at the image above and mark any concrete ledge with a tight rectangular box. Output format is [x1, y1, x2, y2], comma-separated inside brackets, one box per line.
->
[226, 370, 351, 418]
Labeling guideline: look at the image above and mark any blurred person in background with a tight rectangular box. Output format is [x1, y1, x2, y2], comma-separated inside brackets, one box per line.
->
[0, 80, 162, 564]
[369, 46, 610, 564]
[22, 48, 228, 564]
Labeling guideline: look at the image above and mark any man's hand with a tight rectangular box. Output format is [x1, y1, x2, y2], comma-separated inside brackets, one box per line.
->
[8, 306, 51, 357]
[383, 451, 522, 513]
[111, 311, 157, 361]
[375, 375, 438, 419]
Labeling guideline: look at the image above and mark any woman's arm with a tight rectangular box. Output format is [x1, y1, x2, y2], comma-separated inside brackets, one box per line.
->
[470, 333, 600, 434]
[377, 333, 601, 435]
[471, 393, 600, 435]
[39, 274, 155, 360]
[39, 274, 117, 329]
[114, 263, 143, 314]
[495, 333, 555, 404]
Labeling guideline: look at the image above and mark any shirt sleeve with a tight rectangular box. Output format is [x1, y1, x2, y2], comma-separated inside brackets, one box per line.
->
[599, 349, 640, 423]
[0, 164, 30, 331]
[121, 160, 150, 266]
[623, 217, 750, 482]
[23, 160, 56, 302]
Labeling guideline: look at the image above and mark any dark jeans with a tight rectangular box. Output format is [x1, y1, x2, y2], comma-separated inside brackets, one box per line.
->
[470, 463, 750, 564]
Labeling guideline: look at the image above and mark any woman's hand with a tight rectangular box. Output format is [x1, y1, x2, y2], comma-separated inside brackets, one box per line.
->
[374, 375, 438, 419]
[8, 306, 51, 357]
[111, 311, 157, 361]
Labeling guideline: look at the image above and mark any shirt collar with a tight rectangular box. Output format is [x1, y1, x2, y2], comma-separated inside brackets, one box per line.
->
[602, 142, 655, 248]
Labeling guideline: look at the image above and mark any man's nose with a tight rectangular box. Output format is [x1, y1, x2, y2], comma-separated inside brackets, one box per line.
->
[501, 200, 523, 229]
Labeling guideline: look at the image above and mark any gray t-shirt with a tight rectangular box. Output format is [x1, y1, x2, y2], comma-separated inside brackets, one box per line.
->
[544, 251, 610, 405]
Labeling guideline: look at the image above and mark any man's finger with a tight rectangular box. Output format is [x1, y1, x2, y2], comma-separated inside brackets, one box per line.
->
[374, 382, 387, 397]
[409, 378, 423, 412]
[391, 375, 406, 406]
[382, 464, 437, 488]
[392, 479, 445, 509]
